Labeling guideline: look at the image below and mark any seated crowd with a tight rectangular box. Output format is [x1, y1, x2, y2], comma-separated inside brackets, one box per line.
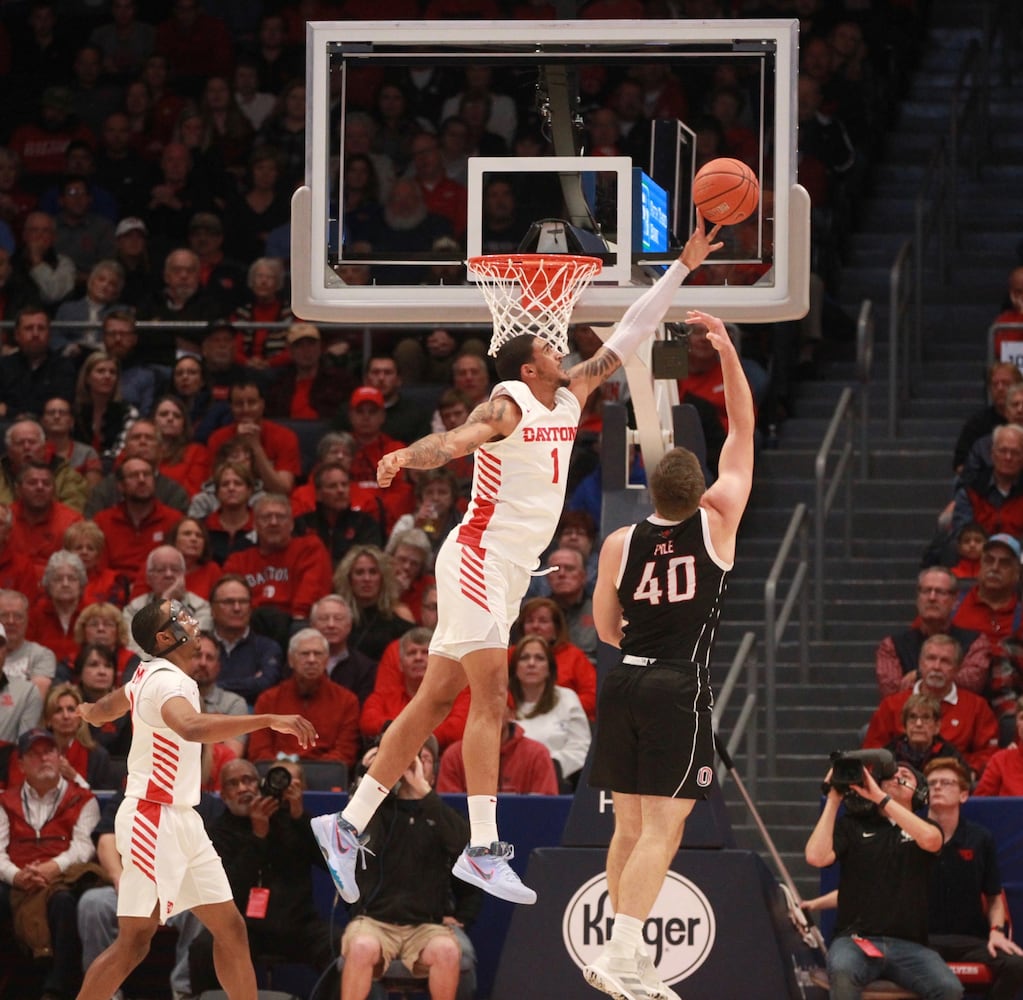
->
[0, 0, 931, 995]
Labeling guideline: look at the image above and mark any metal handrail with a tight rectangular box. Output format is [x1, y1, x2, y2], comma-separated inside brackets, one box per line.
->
[814, 387, 855, 642]
[888, 239, 914, 437]
[712, 630, 758, 797]
[763, 502, 810, 778]
[856, 300, 874, 479]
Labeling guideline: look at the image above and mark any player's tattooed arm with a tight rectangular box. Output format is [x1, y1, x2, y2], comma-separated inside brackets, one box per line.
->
[565, 348, 622, 386]
[378, 395, 522, 487]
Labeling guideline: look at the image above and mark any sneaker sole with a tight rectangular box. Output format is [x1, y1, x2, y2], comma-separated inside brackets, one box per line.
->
[452, 861, 537, 904]
[310, 815, 360, 904]
[582, 963, 647, 1000]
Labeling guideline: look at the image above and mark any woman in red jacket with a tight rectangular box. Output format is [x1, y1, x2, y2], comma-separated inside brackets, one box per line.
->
[28, 550, 87, 668]
[514, 597, 597, 720]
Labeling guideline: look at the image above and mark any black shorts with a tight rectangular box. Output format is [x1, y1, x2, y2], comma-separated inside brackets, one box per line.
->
[588, 659, 715, 799]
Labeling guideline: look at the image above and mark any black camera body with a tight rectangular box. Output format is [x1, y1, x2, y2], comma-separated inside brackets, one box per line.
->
[260, 764, 292, 800]
[828, 748, 897, 795]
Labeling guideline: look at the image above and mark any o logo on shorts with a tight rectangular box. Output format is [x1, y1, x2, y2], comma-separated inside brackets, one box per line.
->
[696, 766, 713, 787]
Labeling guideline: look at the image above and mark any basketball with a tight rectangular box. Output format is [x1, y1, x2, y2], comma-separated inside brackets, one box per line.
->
[692, 157, 760, 226]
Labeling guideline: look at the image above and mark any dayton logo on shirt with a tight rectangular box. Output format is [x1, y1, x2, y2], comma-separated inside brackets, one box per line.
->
[522, 426, 577, 442]
[244, 568, 291, 589]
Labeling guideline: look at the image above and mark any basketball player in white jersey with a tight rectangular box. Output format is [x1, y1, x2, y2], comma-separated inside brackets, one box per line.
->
[312, 217, 723, 908]
[75, 600, 317, 1000]
[582, 309, 754, 1000]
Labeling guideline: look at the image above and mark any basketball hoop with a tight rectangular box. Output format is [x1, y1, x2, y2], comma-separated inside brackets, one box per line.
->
[468, 253, 603, 357]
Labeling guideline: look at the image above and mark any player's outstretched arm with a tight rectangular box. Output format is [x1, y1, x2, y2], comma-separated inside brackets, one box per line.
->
[76, 687, 130, 726]
[565, 211, 723, 403]
[690, 309, 754, 554]
[377, 394, 523, 486]
[161, 697, 318, 747]
[592, 526, 629, 648]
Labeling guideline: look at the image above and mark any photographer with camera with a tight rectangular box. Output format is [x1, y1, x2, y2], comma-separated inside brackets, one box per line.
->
[805, 750, 964, 1000]
[340, 734, 481, 1000]
[188, 757, 337, 995]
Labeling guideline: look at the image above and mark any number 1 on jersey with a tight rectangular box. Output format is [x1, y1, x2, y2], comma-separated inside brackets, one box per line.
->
[551, 447, 559, 484]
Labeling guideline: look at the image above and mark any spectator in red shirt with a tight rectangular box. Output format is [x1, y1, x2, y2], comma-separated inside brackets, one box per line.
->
[408, 131, 467, 237]
[164, 516, 221, 600]
[248, 628, 359, 770]
[263, 322, 353, 423]
[9, 461, 82, 578]
[71, 601, 139, 686]
[153, 394, 210, 497]
[974, 695, 1023, 796]
[222, 493, 332, 626]
[863, 633, 1000, 779]
[28, 549, 88, 666]
[0, 503, 41, 599]
[361, 627, 469, 753]
[62, 519, 128, 609]
[677, 316, 730, 432]
[154, 0, 234, 100]
[347, 386, 414, 533]
[92, 456, 182, 574]
[206, 379, 302, 495]
[437, 700, 559, 795]
[952, 534, 1023, 727]
[348, 386, 407, 483]
[515, 597, 597, 720]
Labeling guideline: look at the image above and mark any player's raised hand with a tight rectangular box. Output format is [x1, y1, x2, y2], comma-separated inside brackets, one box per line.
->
[679, 210, 724, 271]
[76, 701, 98, 724]
[377, 449, 405, 487]
[269, 714, 318, 748]
[685, 310, 735, 355]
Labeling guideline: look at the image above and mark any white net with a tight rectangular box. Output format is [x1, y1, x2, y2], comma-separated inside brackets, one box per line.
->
[468, 254, 603, 357]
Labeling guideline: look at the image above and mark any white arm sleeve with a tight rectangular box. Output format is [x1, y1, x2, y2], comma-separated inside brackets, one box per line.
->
[602, 258, 691, 363]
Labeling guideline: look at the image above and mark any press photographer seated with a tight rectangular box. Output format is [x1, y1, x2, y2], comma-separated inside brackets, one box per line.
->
[805, 750, 964, 1000]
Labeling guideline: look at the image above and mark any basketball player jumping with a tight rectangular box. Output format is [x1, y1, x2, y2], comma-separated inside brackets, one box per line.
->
[582, 309, 754, 1000]
[311, 216, 723, 907]
[75, 600, 317, 1000]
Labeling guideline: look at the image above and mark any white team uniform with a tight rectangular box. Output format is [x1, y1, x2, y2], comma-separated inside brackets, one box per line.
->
[430, 381, 581, 660]
[116, 659, 231, 922]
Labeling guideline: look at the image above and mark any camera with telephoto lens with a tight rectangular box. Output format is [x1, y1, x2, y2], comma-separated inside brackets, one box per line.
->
[828, 749, 897, 795]
[259, 764, 292, 800]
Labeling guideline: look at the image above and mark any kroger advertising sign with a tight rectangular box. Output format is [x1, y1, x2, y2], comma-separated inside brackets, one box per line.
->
[561, 871, 716, 985]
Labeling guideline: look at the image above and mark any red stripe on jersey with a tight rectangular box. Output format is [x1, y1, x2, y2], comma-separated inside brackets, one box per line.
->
[458, 449, 501, 547]
[458, 545, 489, 611]
[130, 800, 162, 882]
[147, 732, 180, 801]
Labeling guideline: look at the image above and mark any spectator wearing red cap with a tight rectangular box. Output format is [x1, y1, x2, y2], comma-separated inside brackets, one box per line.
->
[206, 378, 302, 495]
[348, 386, 414, 534]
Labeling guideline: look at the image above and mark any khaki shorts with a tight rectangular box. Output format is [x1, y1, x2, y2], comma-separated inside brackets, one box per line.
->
[342, 915, 459, 977]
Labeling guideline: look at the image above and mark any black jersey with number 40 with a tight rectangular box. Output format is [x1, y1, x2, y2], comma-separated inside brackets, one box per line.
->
[616, 508, 732, 663]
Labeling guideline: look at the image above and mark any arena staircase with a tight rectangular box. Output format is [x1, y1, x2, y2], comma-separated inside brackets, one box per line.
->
[709, 0, 1022, 899]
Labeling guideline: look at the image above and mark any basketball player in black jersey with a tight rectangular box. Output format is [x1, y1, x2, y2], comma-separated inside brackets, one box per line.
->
[583, 309, 755, 1000]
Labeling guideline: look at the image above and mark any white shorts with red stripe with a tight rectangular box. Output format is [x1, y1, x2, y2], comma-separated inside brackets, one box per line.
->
[429, 538, 532, 661]
[115, 797, 231, 924]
